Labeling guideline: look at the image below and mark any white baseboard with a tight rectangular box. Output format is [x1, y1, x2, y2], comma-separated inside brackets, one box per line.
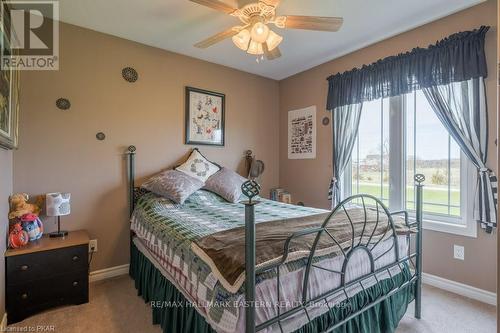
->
[89, 264, 130, 283]
[422, 272, 497, 306]
[1, 313, 7, 331]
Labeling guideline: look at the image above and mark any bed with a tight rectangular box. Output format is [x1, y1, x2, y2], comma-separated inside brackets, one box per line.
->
[126, 146, 423, 333]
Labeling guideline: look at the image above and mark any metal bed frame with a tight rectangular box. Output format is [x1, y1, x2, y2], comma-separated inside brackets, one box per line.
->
[126, 146, 423, 333]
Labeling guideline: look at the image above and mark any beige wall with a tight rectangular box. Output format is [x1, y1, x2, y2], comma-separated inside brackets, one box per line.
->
[13, 22, 280, 271]
[0, 149, 13, 317]
[279, 1, 497, 292]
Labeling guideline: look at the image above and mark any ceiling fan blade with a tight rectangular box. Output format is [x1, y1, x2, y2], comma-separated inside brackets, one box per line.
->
[194, 27, 241, 48]
[283, 15, 343, 31]
[189, 0, 237, 14]
[260, 0, 280, 7]
[263, 44, 281, 60]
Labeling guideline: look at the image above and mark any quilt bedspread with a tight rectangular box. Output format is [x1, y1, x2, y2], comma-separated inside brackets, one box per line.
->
[130, 190, 326, 332]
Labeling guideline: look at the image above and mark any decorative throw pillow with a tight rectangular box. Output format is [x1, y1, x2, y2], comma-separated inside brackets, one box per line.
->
[204, 167, 247, 203]
[141, 170, 204, 204]
[175, 149, 220, 182]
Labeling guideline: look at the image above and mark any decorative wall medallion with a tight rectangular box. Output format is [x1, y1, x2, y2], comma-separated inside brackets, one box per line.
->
[56, 98, 71, 110]
[96, 132, 106, 141]
[322, 116, 330, 126]
[122, 67, 138, 83]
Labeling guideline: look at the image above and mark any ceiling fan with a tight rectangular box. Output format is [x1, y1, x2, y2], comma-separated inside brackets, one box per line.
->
[190, 0, 343, 60]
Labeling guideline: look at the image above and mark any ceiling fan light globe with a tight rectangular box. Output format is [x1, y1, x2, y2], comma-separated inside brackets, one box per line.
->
[247, 40, 264, 55]
[265, 30, 283, 51]
[232, 29, 251, 51]
[250, 22, 270, 43]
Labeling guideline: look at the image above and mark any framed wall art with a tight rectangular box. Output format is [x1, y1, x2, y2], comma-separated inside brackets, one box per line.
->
[185, 86, 225, 146]
[287, 105, 316, 159]
[0, 5, 19, 150]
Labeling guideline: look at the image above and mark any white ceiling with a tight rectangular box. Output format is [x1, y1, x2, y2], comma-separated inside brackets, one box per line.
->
[57, 0, 485, 80]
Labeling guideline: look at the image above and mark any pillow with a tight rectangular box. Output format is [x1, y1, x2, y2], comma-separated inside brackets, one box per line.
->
[204, 167, 247, 203]
[175, 149, 220, 182]
[141, 170, 204, 204]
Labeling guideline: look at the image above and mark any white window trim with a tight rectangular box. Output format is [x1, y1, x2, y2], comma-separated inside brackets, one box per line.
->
[342, 155, 477, 238]
[418, 154, 477, 238]
[342, 95, 477, 238]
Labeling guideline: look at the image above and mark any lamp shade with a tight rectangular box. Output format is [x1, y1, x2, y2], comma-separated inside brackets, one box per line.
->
[232, 29, 251, 51]
[250, 22, 270, 43]
[247, 40, 263, 55]
[46, 192, 71, 217]
[265, 30, 283, 51]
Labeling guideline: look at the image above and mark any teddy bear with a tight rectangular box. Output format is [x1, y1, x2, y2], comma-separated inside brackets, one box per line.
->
[8, 193, 43, 220]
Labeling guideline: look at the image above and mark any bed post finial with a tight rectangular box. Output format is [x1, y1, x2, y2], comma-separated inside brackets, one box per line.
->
[127, 146, 136, 218]
[242, 180, 261, 204]
[241, 180, 260, 333]
[414, 173, 424, 319]
[414, 173, 425, 185]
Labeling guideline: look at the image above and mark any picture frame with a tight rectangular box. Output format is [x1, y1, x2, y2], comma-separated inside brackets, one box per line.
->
[0, 6, 19, 150]
[287, 105, 317, 160]
[185, 86, 225, 146]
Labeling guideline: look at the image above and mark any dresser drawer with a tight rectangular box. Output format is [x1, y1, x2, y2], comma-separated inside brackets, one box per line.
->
[7, 245, 88, 285]
[7, 270, 88, 323]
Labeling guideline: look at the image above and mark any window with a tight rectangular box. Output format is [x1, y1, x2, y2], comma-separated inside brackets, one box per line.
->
[345, 91, 476, 237]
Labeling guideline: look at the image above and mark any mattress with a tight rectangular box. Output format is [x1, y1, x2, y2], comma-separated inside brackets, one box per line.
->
[131, 190, 409, 333]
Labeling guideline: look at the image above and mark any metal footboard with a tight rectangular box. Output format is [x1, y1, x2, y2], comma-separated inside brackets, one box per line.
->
[241, 176, 424, 333]
[125, 146, 423, 333]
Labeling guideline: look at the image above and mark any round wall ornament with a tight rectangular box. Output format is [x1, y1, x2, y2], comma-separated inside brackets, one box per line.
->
[56, 98, 71, 110]
[122, 67, 138, 83]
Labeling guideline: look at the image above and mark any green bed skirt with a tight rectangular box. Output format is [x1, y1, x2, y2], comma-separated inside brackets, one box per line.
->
[130, 242, 414, 333]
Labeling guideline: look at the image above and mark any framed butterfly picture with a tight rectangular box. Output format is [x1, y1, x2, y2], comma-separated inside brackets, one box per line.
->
[185, 86, 225, 146]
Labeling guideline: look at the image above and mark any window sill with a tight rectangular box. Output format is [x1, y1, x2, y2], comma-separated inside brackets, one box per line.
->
[421, 218, 477, 238]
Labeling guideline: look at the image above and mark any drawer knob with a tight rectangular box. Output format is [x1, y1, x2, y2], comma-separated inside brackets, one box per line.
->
[20, 265, 29, 271]
[21, 293, 28, 300]
[72, 281, 79, 287]
[72, 255, 80, 262]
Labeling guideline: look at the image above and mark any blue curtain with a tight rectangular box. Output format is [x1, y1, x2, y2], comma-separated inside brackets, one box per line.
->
[423, 78, 497, 233]
[325, 26, 496, 233]
[327, 26, 489, 110]
[328, 103, 363, 207]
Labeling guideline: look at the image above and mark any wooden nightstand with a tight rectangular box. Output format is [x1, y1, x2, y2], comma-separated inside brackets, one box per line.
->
[5, 230, 89, 324]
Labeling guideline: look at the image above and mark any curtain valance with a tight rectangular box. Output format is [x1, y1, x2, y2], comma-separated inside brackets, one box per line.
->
[326, 26, 489, 110]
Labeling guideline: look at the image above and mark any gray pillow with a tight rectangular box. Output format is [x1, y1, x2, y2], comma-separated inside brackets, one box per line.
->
[141, 170, 204, 204]
[204, 167, 247, 203]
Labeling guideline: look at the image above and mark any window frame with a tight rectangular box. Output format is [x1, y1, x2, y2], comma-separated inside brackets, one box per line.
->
[342, 94, 477, 238]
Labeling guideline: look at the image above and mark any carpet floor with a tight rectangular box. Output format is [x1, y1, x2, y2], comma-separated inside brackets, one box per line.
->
[8, 276, 496, 333]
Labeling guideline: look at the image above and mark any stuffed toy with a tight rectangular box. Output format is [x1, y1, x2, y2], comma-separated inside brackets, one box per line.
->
[21, 214, 43, 241]
[8, 222, 29, 249]
[8, 193, 43, 220]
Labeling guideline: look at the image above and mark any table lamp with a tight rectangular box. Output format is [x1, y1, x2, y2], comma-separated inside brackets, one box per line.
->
[46, 192, 71, 238]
